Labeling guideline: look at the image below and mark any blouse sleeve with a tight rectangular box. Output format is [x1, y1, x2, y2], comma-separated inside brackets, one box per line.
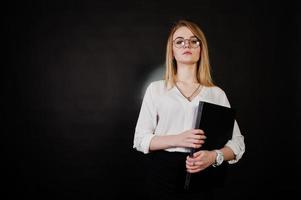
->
[133, 83, 157, 154]
[219, 90, 246, 164]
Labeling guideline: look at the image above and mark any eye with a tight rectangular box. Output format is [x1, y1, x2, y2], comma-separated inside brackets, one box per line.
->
[175, 39, 184, 45]
[190, 38, 199, 45]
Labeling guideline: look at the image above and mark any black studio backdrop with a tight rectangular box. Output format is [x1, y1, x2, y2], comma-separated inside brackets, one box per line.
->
[3, 1, 299, 199]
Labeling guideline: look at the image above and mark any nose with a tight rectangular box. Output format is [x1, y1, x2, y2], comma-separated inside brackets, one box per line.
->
[183, 39, 191, 49]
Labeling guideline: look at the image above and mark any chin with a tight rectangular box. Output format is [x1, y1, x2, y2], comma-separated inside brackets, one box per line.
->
[179, 60, 198, 65]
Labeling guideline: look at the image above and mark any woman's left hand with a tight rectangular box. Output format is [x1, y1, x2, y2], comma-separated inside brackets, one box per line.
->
[185, 150, 216, 173]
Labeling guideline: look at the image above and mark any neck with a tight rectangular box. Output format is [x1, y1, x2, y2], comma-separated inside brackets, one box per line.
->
[176, 63, 198, 84]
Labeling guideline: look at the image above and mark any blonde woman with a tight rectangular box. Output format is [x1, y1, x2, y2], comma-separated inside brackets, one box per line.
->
[133, 20, 245, 199]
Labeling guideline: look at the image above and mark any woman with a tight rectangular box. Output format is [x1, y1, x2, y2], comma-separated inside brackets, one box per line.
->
[133, 20, 245, 200]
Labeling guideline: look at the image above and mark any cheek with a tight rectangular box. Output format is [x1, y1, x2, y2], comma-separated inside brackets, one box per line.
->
[173, 48, 181, 59]
[194, 49, 201, 59]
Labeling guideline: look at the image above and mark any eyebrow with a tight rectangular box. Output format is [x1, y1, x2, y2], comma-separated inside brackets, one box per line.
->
[173, 36, 198, 40]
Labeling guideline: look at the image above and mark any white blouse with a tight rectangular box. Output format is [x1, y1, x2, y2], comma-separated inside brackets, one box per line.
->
[133, 80, 245, 164]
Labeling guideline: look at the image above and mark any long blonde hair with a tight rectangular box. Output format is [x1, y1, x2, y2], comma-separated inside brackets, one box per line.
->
[165, 20, 214, 88]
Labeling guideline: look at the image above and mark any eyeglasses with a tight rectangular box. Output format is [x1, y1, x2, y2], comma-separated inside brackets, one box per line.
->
[173, 37, 200, 49]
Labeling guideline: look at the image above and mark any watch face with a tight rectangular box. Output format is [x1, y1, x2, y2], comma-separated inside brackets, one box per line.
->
[213, 150, 224, 167]
[217, 154, 223, 164]
[216, 151, 224, 165]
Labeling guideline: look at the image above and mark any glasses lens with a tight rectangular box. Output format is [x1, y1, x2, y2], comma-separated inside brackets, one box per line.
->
[190, 38, 200, 48]
[174, 38, 184, 48]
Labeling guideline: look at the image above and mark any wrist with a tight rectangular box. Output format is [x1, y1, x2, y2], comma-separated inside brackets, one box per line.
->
[167, 134, 178, 148]
[210, 151, 217, 165]
[212, 149, 224, 167]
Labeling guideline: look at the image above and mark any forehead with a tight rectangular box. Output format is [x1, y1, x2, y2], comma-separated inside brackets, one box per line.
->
[173, 26, 195, 39]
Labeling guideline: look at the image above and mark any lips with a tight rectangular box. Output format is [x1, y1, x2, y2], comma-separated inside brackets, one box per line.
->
[182, 51, 192, 55]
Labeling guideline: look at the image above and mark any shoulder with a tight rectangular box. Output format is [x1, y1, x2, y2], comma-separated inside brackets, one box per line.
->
[149, 80, 165, 88]
[147, 80, 166, 93]
[142, 80, 166, 103]
[203, 85, 229, 106]
[205, 85, 226, 97]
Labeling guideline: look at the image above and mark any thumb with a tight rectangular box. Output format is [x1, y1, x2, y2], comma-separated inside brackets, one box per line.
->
[193, 150, 202, 157]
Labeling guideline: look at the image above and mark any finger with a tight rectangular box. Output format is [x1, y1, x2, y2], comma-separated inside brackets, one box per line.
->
[186, 138, 205, 145]
[188, 134, 206, 140]
[186, 157, 200, 164]
[191, 129, 204, 134]
[186, 160, 198, 168]
[189, 143, 202, 149]
[186, 158, 198, 163]
[193, 150, 203, 157]
[194, 161, 205, 167]
[186, 162, 199, 170]
[187, 168, 202, 173]
[186, 157, 196, 164]
[194, 134, 207, 139]
[185, 141, 202, 149]
[185, 162, 194, 168]
[186, 165, 199, 171]
[186, 164, 203, 172]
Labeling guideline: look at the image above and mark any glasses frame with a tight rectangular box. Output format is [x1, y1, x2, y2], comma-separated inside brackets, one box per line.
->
[173, 36, 201, 49]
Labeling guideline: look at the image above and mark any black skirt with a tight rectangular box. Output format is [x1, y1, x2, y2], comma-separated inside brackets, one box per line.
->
[144, 150, 217, 200]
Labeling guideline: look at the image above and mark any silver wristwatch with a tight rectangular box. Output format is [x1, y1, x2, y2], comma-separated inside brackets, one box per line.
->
[212, 150, 224, 167]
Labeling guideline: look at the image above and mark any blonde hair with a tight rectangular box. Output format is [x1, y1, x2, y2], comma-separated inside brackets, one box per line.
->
[164, 20, 214, 88]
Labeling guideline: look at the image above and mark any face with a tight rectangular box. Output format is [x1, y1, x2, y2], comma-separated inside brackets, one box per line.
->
[172, 26, 201, 65]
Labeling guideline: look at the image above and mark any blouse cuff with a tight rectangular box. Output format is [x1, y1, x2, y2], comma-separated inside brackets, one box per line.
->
[140, 134, 155, 154]
[225, 139, 245, 164]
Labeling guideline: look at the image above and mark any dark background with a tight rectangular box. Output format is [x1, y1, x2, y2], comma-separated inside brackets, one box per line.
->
[3, 0, 300, 199]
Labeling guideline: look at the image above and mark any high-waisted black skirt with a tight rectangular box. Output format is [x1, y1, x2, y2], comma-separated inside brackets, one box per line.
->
[144, 150, 221, 200]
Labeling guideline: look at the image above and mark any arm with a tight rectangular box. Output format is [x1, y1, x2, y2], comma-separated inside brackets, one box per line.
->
[186, 89, 245, 173]
[149, 129, 206, 151]
[219, 89, 245, 163]
[133, 83, 157, 154]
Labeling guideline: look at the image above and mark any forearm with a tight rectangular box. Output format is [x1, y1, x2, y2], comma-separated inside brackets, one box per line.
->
[219, 146, 235, 161]
[149, 135, 176, 151]
[149, 129, 205, 152]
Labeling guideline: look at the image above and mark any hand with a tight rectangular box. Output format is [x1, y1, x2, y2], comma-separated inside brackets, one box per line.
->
[185, 150, 216, 173]
[174, 129, 206, 149]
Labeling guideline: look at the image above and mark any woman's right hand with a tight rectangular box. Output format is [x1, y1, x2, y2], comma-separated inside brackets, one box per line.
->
[173, 129, 206, 149]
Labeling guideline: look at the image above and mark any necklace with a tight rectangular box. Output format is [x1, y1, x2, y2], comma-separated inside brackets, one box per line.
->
[175, 82, 201, 102]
